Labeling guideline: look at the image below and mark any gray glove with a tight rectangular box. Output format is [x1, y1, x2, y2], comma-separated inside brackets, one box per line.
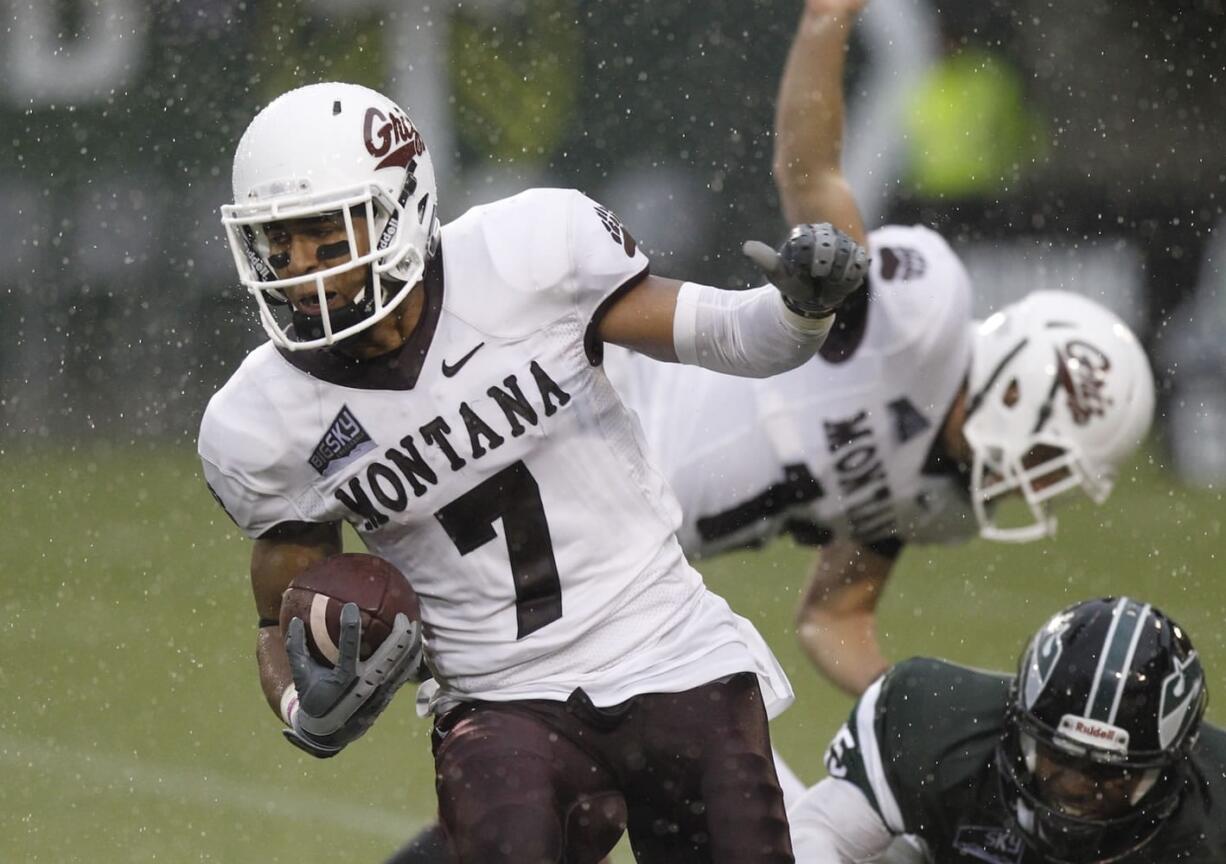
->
[282, 602, 423, 759]
[743, 223, 870, 318]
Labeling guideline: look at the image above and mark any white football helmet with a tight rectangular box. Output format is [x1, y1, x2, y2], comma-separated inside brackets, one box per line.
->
[221, 82, 440, 350]
[963, 290, 1155, 542]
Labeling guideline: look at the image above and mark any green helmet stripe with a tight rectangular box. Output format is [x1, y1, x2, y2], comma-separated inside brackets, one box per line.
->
[1085, 598, 1152, 722]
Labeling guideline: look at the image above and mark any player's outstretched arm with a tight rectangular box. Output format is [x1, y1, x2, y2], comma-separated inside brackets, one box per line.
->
[774, 0, 868, 243]
[796, 539, 893, 697]
[597, 223, 868, 377]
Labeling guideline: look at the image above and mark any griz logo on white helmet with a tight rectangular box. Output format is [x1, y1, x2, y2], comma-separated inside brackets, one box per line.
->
[1055, 340, 1113, 426]
[364, 105, 425, 171]
[961, 290, 1155, 542]
[220, 82, 440, 351]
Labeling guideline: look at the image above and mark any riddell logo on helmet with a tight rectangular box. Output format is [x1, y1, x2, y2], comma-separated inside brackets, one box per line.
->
[1058, 714, 1130, 754]
[1074, 720, 1117, 741]
[1056, 340, 1113, 425]
[363, 107, 426, 171]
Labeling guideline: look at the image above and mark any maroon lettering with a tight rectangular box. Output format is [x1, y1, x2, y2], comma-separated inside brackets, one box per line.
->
[364, 107, 392, 156]
[1073, 720, 1117, 740]
[363, 105, 427, 169]
[1057, 340, 1113, 425]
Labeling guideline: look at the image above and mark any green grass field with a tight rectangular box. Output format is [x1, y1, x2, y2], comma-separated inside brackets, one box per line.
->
[2, 442, 1222, 862]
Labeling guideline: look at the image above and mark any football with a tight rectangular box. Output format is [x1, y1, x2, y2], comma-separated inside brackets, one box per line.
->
[280, 553, 420, 666]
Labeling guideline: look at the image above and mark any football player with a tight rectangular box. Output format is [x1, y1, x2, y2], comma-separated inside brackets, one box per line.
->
[605, 0, 1155, 698]
[789, 596, 1224, 862]
[198, 82, 870, 863]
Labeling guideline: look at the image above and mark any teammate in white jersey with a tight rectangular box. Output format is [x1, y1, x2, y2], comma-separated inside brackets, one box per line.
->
[608, 0, 1155, 699]
[198, 81, 870, 863]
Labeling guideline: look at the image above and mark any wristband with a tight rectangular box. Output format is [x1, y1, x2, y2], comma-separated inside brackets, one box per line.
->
[781, 293, 837, 321]
[279, 684, 300, 726]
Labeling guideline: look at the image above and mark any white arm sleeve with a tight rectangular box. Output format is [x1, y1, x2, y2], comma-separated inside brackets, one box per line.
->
[789, 778, 897, 863]
[672, 281, 833, 378]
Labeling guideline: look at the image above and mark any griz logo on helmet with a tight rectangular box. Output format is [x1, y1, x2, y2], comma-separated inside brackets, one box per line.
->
[1056, 340, 1113, 425]
[364, 106, 426, 170]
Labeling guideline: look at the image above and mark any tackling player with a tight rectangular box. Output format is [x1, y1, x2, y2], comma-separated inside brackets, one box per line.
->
[606, 0, 1155, 697]
[790, 596, 1224, 862]
[198, 82, 870, 863]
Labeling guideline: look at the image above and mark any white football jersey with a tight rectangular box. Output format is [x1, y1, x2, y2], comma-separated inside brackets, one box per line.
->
[200, 188, 791, 715]
[607, 225, 976, 559]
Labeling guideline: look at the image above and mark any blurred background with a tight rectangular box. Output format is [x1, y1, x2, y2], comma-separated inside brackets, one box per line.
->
[1, 0, 1224, 861]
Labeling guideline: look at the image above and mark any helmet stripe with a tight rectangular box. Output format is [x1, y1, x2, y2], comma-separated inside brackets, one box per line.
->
[1108, 602, 1152, 725]
[1084, 598, 1126, 718]
[1029, 353, 1065, 434]
[965, 337, 1029, 419]
[1085, 598, 1151, 723]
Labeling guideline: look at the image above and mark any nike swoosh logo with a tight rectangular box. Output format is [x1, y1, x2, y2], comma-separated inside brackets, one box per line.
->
[441, 342, 485, 378]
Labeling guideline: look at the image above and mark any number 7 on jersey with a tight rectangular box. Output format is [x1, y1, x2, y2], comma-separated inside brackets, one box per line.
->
[435, 460, 563, 638]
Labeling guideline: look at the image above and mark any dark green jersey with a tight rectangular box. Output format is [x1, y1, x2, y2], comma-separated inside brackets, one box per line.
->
[822, 658, 1226, 863]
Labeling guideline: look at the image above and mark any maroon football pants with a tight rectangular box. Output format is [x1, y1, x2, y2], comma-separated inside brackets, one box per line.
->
[432, 672, 793, 864]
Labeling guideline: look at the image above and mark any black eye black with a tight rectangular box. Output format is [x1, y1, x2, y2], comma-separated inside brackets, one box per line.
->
[268, 252, 290, 268]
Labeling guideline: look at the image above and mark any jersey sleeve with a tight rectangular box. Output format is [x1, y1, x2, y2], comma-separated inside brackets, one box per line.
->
[865, 225, 973, 361]
[820, 674, 911, 834]
[821, 658, 1008, 838]
[200, 456, 302, 540]
[565, 191, 650, 320]
[565, 191, 651, 363]
[197, 379, 327, 540]
[439, 189, 649, 358]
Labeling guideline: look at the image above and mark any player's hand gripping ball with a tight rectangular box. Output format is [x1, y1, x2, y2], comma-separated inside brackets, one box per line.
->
[279, 554, 424, 759]
[280, 553, 421, 666]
